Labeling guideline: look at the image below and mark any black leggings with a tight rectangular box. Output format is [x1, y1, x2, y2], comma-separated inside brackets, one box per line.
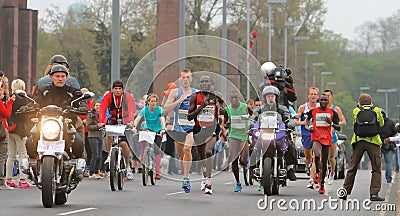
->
[313, 141, 330, 185]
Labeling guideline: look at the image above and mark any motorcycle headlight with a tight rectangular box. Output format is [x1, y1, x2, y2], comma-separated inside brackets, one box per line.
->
[261, 132, 275, 140]
[42, 120, 61, 140]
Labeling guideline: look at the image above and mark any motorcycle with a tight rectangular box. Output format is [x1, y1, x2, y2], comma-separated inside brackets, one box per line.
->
[16, 90, 94, 208]
[249, 111, 289, 196]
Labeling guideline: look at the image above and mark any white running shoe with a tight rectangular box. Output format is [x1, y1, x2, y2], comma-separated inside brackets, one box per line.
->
[104, 155, 110, 164]
[204, 184, 212, 195]
[327, 174, 335, 185]
[126, 168, 134, 180]
[307, 179, 314, 189]
[200, 178, 206, 191]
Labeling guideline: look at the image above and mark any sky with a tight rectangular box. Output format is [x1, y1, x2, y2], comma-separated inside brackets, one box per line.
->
[27, 0, 400, 41]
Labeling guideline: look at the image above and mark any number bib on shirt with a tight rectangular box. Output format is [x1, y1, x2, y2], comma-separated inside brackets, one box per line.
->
[231, 116, 247, 129]
[315, 113, 331, 127]
[197, 105, 215, 122]
[178, 109, 195, 126]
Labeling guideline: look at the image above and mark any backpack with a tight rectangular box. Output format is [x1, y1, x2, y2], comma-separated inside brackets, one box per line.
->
[354, 106, 380, 137]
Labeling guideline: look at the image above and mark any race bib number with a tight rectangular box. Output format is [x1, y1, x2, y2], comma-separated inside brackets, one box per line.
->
[315, 113, 331, 127]
[178, 109, 195, 126]
[197, 105, 215, 122]
[231, 116, 247, 129]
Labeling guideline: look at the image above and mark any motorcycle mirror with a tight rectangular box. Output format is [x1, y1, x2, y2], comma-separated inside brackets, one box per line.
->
[83, 92, 95, 100]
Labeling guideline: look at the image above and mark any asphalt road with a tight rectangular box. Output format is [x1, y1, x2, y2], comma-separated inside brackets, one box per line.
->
[1, 170, 398, 216]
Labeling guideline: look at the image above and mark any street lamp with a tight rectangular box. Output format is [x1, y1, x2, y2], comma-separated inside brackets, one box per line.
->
[312, 62, 325, 87]
[304, 51, 318, 92]
[377, 88, 397, 117]
[326, 82, 336, 87]
[284, 21, 300, 67]
[359, 86, 370, 95]
[294, 36, 309, 73]
[267, 0, 287, 61]
[320, 71, 332, 91]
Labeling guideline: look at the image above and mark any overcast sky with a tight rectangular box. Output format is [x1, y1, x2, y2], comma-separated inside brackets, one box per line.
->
[28, 0, 400, 40]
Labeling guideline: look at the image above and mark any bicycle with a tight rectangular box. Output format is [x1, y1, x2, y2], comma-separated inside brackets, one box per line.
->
[104, 123, 128, 191]
[138, 130, 161, 186]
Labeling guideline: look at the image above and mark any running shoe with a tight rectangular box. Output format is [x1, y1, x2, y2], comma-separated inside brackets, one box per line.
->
[0, 184, 14, 190]
[327, 174, 334, 185]
[155, 173, 162, 180]
[6, 181, 18, 188]
[313, 174, 320, 184]
[257, 185, 264, 191]
[234, 183, 242, 192]
[200, 178, 206, 191]
[307, 179, 314, 189]
[182, 178, 191, 193]
[318, 184, 325, 194]
[204, 184, 212, 195]
[126, 168, 134, 180]
[18, 181, 35, 188]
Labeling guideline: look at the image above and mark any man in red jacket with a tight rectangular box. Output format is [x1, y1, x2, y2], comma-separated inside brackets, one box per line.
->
[98, 80, 136, 178]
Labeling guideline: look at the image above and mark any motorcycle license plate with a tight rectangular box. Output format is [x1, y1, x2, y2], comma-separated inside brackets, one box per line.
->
[37, 140, 65, 153]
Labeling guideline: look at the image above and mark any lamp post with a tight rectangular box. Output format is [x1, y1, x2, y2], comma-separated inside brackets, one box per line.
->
[377, 88, 397, 117]
[326, 82, 336, 88]
[320, 71, 332, 91]
[359, 86, 370, 95]
[294, 36, 309, 73]
[284, 22, 300, 67]
[312, 62, 325, 87]
[304, 51, 318, 91]
[267, 0, 287, 61]
[111, 0, 120, 84]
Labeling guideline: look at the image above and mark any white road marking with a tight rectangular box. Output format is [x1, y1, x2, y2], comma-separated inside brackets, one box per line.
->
[223, 182, 234, 185]
[57, 208, 97, 215]
[166, 191, 185, 196]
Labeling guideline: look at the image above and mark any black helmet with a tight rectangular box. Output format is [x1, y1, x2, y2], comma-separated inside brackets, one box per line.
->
[50, 55, 69, 68]
[49, 65, 69, 76]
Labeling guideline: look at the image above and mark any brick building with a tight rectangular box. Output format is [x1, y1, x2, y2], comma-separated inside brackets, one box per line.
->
[0, 0, 37, 93]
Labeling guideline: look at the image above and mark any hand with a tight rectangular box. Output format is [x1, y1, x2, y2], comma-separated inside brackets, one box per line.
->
[10, 94, 16, 101]
[325, 117, 332, 125]
[224, 122, 230, 129]
[179, 93, 191, 103]
[160, 129, 166, 136]
[97, 122, 105, 128]
[128, 121, 135, 128]
[131, 127, 138, 134]
[384, 138, 390, 143]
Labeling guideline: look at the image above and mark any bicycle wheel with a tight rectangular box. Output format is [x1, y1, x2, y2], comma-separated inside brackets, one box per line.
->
[150, 149, 155, 185]
[142, 148, 149, 186]
[109, 148, 118, 191]
[117, 155, 125, 190]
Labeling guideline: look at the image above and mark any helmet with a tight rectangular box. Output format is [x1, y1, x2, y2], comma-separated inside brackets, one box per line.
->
[262, 86, 280, 98]
[272, 66, 287, 80]
[50, 55, 69, 68]
[261, 62, 277, 76]
[49, 65, 69, 76]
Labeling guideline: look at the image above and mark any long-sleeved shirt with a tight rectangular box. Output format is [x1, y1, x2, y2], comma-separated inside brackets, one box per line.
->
[99, 91, 135, 124]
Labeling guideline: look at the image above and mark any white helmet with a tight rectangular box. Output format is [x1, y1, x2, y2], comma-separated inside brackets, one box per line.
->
[261, 62, 277, 76]
[262, 86, 280, 98]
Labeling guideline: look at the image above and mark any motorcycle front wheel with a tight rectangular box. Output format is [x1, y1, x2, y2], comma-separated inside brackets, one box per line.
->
[42, 156, 56, 208]
[262, 157, 273, 196]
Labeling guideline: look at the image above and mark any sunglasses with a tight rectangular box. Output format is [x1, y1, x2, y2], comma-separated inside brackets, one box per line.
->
[319, 99, 328, 101]
[200, 80, 210, 83]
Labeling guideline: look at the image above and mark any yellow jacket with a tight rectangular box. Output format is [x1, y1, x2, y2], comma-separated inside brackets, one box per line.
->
[351, 105, 384, 146]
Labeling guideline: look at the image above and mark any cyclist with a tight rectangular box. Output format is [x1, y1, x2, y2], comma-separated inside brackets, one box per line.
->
[163, 69, 197, 193]
[224, 90, 253, 192]
[295, 87, 320, 188]
[187, 75, 225, 195]
[133, 93, 166, 180]
[98, 80, 136, 180]
[305, 94, 340, 194]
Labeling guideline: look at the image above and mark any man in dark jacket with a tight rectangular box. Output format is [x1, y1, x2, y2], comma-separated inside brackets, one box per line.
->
[378, 109, 397, 183]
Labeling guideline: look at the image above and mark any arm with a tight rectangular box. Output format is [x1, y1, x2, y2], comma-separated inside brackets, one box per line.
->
[334, 106, 347, 126]
[187, 93, 206, 121]
[0, 98, 14, 118]
[99, 92, 111, 124]
[86, 113, 100, 131]
[294, 105, 305, 126]
[330, 110, 341, 131]
[125, 92, 136, 126]
[133, 111, 143, 128]
[162, 89, 180, 113]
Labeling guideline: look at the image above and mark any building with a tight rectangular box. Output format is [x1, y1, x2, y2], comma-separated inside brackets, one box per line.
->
[0, 0, 38, 93]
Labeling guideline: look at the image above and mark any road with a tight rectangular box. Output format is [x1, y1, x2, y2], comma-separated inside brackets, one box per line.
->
[1, 170, 398, 216]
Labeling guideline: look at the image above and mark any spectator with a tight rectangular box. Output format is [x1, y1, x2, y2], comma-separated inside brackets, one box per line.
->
[378, 109, 396, 183]
[86, 102, 104, 179]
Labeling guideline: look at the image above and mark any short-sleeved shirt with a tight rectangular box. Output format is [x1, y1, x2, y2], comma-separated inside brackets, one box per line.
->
[140, 106, 163, 133]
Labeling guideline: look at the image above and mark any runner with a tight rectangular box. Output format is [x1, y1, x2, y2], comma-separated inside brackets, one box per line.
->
[187, 75, 225, 195]
[224, 91, 253, 192]
[163, 69, 197, 193]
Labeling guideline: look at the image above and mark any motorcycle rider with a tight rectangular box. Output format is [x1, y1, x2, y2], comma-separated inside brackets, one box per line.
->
[260, 62, 298, 180]
[251, 86, 295, 191]
[32, 64, 87, 160]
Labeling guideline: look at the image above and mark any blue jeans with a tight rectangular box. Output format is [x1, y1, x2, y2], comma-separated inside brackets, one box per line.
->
[381, 149, 393, 183]
[89, 137, 102, 175]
